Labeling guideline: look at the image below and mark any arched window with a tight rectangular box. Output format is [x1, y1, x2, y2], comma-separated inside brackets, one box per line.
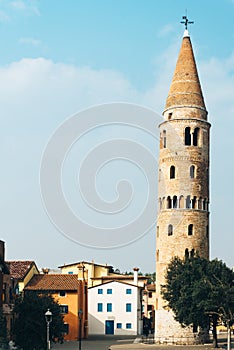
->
[167, 196, 172, 209]
[203, 199, 206, 210]
[156, 250, 159, 262]
[163, 130, 166, 148]
[158, 169, 161, 181]
[188, 224, 193, 236]
[186, 195, 191, 209]
[198, 197, 202, 210]
[168, 224, 173, 236]
[190, 249, 195, 258]
[173, 196, 177, 208]
[170, 165, 175, 179]
[206, 225, 209, 239]
[191, 196, 196, 209]
[185, 127, 191, 145]
[157, 226, 159, 238]
[179, 195, 184, 209]
[185, 248, 189, 259]
[158, 198, 162, 211]
[190, 165, 195, 179]
[193, 127, 200, 146]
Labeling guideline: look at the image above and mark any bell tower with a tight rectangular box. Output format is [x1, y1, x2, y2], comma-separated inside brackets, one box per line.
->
[155, 23, 211, 344]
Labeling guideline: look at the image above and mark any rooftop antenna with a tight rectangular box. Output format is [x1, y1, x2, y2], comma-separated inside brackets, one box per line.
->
[180, 11, 194, 30]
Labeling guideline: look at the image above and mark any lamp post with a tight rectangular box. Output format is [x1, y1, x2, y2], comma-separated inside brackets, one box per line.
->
[78, 308, 83, 350]
[45, 309, 52, 350]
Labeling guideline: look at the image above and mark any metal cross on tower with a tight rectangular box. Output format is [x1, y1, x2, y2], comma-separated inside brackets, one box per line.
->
[180, 15, 194, 30]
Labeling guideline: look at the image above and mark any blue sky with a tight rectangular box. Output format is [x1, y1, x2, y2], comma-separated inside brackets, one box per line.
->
[0, 0, 233, 272]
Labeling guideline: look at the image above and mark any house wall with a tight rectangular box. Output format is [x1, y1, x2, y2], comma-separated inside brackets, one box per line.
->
[18, 264, 39, 293]
[88, 282, 141, 335]
[60, 263, 111, 287]
[0, 241, 5, 307]
[53, 291, 79, 341]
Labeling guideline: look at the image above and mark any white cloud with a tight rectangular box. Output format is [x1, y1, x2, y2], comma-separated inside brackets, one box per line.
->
[157, 23, 175, 37]
[9, 0, 40, 15]
[0, 10, 10, 22]
[10, 0, 27, 10]
[19, 37, 41, 46]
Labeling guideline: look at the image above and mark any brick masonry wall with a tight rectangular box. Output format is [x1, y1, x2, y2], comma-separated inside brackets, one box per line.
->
[155, 106, 210, 343]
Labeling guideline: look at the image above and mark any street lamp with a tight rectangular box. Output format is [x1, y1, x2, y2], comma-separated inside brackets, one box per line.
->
[78, 308, 83, 350]
[45, 309, 52, 350]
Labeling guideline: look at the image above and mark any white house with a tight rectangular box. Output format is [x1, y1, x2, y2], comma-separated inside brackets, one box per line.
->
[88, 280, 143, 335]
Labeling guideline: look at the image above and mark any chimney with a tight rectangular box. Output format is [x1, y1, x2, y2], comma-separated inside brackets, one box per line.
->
[42, 268, 50, 274]
[133, 267, 139, 286]
[0, 240, 5, 262]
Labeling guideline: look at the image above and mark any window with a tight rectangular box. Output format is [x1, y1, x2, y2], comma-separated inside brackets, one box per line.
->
[163, 130, 166, 148]
[62, 323, 69, 335]
[206, 225, 209, 239]
[156, 250, 159, 262]
[126, 323, 132, 329]
[185, 248, 189, 259]
[179, 195, 184, 209]
[185, 127, 191, 145]
[168, 224, 173, 236]
[97, 303, 103, 312]
[186, 195, 191, 208]
[193, 127, 200, 146]
[98, 289, 103, 294]
[157, 226, 159, 237]
[170, 165, 175, 179]
[167, 196, 172, 209]
[107, 289, 112, 294]
[59, 291, 66, 297]
[107, 303, 112, 312]
[191, 196, 196, 209]
[126, 289, 132, 294]
[60, 305, 68, 314]
[188, 224, 193, 236]
[149, 292, 152, 298]
[68, 271, 73, 274]
[117, 323, 122, 329]
[173, 196, 177, 208]
[190, 165, 195, 179]
[126, 303, 132, 312]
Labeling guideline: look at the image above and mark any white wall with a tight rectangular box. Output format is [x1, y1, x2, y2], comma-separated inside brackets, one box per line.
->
[88, 281, 141, 335]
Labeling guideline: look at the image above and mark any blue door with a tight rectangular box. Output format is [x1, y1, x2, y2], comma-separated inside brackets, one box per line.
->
[105, 320, 114, 334]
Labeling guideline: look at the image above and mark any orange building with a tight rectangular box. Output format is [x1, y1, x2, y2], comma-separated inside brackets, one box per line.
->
[24, 274, 88, 341]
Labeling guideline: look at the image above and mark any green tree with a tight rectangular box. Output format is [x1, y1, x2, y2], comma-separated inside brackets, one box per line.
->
[0, 307, 8, 349]
[161, 256, 234, 348]
[13, 292, 64, 350]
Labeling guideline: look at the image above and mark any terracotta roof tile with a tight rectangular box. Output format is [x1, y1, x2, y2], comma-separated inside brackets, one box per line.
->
[25, 274, 81, 291]
[6, 261, 37, 280]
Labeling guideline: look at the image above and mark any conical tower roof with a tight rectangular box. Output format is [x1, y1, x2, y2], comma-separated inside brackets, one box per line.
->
[164, 30, 206, 112]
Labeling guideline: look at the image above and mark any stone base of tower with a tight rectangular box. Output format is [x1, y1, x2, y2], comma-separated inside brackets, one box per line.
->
[155, 309, 209, 345]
